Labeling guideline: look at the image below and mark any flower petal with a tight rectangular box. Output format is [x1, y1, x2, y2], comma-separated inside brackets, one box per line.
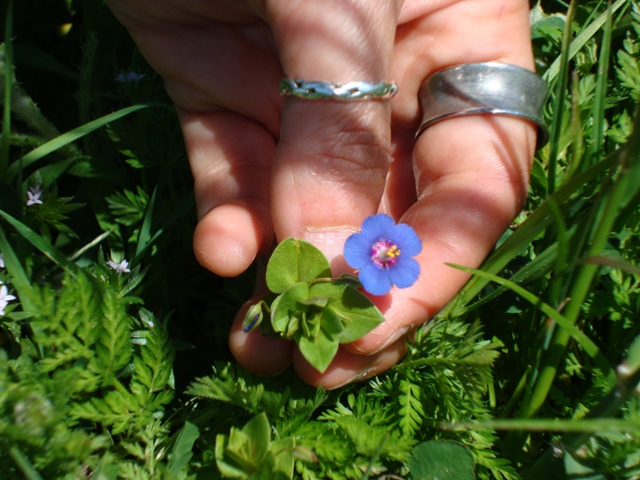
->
[344, 233, 372, 269]
[388, 257, 420, 289]
[390, 223, 422, 257]
[359, 263, 392, 296]
[361, 214, 395, 240]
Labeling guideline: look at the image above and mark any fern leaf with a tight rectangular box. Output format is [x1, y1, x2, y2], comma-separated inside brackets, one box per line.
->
[187, 362, 267, 415]
[398, 379, 425, 436]
[106, 186, 149, 226]
[94, 287, 133, 382]
[129, 309, 175, 408]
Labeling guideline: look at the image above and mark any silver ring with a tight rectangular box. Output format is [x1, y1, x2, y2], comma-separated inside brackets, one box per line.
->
[416, 63, 549, 149]
[280, 78, 398, 101]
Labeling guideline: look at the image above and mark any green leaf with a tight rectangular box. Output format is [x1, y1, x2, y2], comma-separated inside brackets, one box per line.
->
[398, 379, 425, 436]
[265, 238, 331, 293]
[310, 282, 384, 344]
[297, 324, 339, 374]
[215, 413, 272, 478]
[268, 280, 384, 372]
[270, 438, 296, 478]
[270, 282, 309, 334]
[408, 441, 475, 480]
[106, 186, 149, 227]
[91, 451, 120, 480]
[564, 452, 605, 480]
[167, 421, 200, 478]
[243, 413, 271, 461]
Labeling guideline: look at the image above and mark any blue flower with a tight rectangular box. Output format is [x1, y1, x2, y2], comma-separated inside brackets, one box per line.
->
[115, 71, 146, 83]
[344, 214, 422, 296]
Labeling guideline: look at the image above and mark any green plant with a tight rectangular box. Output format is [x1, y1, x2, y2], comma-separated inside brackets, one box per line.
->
[1, 0, 640, 478]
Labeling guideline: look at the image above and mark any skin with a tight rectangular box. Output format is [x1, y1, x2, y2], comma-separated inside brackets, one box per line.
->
[107, 0, 538, 389]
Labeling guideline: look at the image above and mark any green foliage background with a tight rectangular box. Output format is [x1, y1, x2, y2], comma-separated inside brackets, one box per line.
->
[1, 0, 640, 478]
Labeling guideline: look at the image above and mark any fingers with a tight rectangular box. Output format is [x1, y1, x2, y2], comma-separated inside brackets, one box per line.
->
[265, 0, 403, 264]
[108, 4, 286, 277]
[107, 0, 284, 131]
[346, 0, 538, 355]
[293, 337, 407, 389]
[229, 300, 294, 375]
[229, 297, 406, 388]
[116, 0, 540, 389]
[392, 0, 535, 122]
[182, 111, 276, 276]
[231, 0, 539, 385]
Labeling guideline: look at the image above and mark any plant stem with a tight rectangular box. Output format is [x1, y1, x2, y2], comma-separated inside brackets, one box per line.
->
[0, 0, 14, 179]
[9, 446, 44, 480]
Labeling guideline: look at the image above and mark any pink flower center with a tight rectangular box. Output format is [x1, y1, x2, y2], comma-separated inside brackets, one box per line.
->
[371, 239, 401, 268]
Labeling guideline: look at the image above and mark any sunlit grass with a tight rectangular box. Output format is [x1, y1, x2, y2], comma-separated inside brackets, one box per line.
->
[0, 0, 639, 478]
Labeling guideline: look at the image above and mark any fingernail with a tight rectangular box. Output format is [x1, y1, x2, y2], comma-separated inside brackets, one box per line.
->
[349, 325, 412, 355]
[301, 227, 358, 272]
[328, 366, 376, 390]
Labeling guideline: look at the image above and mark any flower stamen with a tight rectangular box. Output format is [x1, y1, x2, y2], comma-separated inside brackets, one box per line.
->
[371, 240, 401, 268]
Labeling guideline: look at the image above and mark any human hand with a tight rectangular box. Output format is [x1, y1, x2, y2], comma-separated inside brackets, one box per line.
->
[107, 0, 539, 388]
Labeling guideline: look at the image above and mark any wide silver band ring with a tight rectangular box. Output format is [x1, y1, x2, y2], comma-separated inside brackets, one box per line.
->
[280, 78, 398, 101]
[416, 63, 549, 149]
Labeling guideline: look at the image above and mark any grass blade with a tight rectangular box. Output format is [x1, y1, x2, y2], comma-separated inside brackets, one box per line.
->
[446, 150, 618, 315]
[0, 224, 35, 309]
[543, 0, 628, 83]
[523, 104, 640, 420]
[134, 183, 158, 262]
[447, 418, 640, 434]
[546, 0, 576, 194]
[448, 263, 613, 377]
[8, 446, 44, 480]
[0, 209, 79, 275]
[7, 104, 149, 182]
[0, 0, 15, 178]
[589, 2, 614, 162]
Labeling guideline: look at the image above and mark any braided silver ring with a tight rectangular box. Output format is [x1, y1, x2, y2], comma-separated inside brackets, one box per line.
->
[280, 78, 398, 101]
[416, 63, 549, 149]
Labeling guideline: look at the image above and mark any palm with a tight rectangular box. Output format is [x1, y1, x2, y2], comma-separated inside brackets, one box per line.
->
[108, 0, 538, 388]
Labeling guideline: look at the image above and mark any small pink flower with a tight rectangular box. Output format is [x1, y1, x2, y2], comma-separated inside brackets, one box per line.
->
[0, 283, 17, 316]
[107, 259, 130, 273]
[26, 185, 44, 206]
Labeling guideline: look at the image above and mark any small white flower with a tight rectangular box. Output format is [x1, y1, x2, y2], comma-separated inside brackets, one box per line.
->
[26, 185, 44, 206]
[0, 283, 17, 316]
[107, 259, 131, 273]
[0, 253, 4, 269]
[617, 362, 634, 379]
[115, 71, 146, 83]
